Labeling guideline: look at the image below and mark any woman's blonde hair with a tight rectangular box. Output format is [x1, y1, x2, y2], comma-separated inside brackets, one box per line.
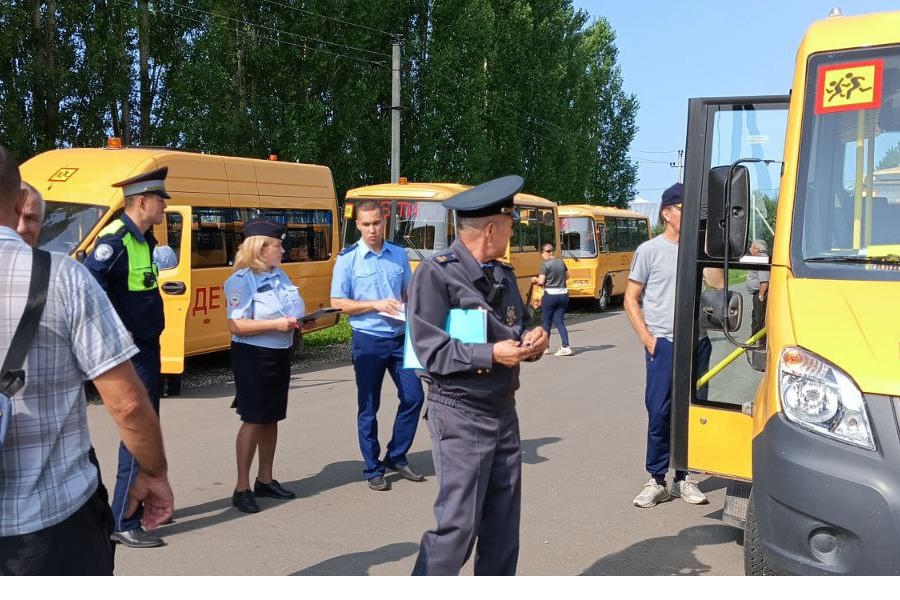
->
[233, 235, 275, 273]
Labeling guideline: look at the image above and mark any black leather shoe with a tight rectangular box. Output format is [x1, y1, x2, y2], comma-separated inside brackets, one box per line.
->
[386, 462, 425, 482]
[110, 528, 165, 548]
[232, 489, 260, 513]
[367, 475, 391, 491]
[254, 479, 296, 499]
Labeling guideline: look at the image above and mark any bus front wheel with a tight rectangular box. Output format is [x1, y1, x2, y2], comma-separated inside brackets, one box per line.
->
[596, 281, 611, 312]
[744, 492, 775, 575]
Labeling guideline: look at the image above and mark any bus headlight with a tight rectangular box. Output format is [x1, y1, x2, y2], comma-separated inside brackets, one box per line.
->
[778, 347, 875, 450]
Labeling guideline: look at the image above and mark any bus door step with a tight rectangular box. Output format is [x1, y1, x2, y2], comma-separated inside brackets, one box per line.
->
[722, 479, 752, 529]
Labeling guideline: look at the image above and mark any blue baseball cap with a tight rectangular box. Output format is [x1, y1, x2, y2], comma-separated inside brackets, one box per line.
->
[661, 182, 683, 208]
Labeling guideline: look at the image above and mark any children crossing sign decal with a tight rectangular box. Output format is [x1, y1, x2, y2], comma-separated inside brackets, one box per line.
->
[816, 60, 883, 114]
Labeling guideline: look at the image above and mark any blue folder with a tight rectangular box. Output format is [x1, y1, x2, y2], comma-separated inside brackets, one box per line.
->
[403, 309, 488, 370]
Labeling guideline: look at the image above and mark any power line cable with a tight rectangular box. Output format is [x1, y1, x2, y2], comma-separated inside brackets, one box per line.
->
[150, 1, 390, 68]
[165, 0, 393, 60]
[260, 0, 398, 38]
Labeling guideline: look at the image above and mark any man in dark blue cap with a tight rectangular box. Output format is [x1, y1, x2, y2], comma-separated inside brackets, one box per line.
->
[624, 182, 709, 509]
[85, 166, 171, 548]
[407, 175, 549, 575]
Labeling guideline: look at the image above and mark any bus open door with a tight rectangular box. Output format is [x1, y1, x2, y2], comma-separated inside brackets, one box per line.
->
[156, 205, 192, 389]
[670, 95, 788, 524]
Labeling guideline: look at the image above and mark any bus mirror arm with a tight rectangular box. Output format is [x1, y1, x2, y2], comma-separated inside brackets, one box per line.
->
[403, 235, 427, 262]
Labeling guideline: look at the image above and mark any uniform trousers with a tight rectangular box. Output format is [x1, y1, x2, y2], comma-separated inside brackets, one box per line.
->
[413, 400, 522, 576]
[350, 330, 424, 480]
[111, 341, 160, 533]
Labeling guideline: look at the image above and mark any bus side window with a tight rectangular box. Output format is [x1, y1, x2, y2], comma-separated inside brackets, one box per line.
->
[257, 208, 334, 263]
[192, 207, 238, 268]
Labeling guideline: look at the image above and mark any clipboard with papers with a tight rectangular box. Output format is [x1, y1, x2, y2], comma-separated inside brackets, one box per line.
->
[403, 308, 487, 370]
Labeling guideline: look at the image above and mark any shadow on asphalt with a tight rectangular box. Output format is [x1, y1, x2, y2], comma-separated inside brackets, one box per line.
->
[165, 437, 559, 537]
[290, 542, 419, 575]
[580, 523, 743, 575]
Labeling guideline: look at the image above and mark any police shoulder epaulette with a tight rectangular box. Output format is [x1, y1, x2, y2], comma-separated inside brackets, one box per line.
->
[433, 252, 457, 265]
[496, 259, 513, 269]
[338, 242, 358, 256]
[233, 267, 251, 278]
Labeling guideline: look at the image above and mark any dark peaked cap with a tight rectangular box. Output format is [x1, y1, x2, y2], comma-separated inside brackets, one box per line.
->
[443, 175, 524, 218]
[112, 166, 171, 199]
[243, 219, 285, 240]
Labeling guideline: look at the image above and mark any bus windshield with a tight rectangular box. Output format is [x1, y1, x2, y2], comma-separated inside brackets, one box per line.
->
[343, 198, 453, 260]
[795, 48, 900, 279]
[559, 216, 597, 258]
[394, 200, 453, 261]
[38, 200, 108, 254]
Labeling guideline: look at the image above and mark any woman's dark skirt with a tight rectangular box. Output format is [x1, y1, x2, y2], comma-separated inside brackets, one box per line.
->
[231, 341, 292, 424]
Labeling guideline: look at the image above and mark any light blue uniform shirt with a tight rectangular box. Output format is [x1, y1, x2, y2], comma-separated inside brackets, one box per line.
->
[224, 267, 305, 349]
[330, 241, 412, 338]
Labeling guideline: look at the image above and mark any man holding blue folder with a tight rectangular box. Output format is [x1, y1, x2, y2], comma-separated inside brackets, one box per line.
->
[407, 175, 549, 576]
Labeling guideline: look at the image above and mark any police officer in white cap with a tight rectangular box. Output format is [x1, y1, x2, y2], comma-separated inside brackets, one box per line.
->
[85, 166, 170, 548]
[407, 175, 549, 575]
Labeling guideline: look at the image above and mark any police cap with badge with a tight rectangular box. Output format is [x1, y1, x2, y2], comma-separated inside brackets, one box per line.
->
[443, 175, 524, 311]
[243, 219, 285, 240]
[443, 175, 523, 218]
[113, 166, 171, 199]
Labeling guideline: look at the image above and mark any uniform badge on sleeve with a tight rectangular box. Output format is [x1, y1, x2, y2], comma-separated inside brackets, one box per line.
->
[94, 243, 114, 262]
[230, 293, 242, 307]
[506, 306, 517, 326]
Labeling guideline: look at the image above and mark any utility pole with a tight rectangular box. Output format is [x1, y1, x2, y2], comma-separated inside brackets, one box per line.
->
[670, 149, 684, 183]
[391, 38, 401, 183]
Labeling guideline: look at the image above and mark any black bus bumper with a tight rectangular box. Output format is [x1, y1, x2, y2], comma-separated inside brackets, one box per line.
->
[752, 394, 900, 575]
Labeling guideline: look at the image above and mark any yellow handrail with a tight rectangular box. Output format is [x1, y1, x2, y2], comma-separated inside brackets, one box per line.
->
[696, 326, 767, 390]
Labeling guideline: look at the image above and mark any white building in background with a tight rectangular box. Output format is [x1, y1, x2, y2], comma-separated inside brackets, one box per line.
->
[629, 197, 660, 228]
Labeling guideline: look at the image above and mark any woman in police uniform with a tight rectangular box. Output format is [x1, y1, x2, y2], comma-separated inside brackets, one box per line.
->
[224, 219, 305, 513]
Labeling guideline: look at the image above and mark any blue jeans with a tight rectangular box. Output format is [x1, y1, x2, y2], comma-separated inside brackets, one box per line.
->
[540, 293, 569, 347]
[351, 330, 425, 480]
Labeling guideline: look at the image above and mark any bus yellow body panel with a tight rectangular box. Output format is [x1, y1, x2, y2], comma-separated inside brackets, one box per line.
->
[22, 148, 339, 375]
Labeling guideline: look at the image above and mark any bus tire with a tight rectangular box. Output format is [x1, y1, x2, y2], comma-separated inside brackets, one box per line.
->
[597, 280, 611, 312]
[744, 492, 775, 575]
[164, 375, 183, 397]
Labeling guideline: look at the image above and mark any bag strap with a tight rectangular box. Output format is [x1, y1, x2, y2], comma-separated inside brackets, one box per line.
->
[0, 248, 51, 397]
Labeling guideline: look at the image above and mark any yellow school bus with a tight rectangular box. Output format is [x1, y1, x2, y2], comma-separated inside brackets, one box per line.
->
[672, 10, 900, 574]
[21, 144, 340, 389]
[343, 180, 559, 305]
[558, 204, 650, 311]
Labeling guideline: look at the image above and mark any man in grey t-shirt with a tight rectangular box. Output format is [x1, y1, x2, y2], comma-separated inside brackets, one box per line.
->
[624, 183, 709, 509]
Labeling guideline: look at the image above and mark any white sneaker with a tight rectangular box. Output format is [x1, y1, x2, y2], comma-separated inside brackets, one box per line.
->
[633, 478, 669, 508]
[544, 347, 551, 355]
[671, 477, 708, 505]
[554, 346, 573, 356]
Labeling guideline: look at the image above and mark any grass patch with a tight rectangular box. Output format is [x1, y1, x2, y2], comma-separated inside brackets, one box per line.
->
[728, 269, 748, 285]
[303, 315, 352, 348]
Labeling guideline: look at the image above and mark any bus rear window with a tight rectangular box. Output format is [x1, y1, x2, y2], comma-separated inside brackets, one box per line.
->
[38, 200, 107, 254]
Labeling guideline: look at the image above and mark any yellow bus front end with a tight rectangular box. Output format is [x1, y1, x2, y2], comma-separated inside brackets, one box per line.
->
[673, 10, 900, 575]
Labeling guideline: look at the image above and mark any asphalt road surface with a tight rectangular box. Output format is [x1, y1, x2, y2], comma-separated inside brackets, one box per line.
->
[87, 307, 746, 576]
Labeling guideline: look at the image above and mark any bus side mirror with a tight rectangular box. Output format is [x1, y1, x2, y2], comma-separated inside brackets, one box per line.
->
[706, 165, 750, 259]
[699, 289, 743, 332]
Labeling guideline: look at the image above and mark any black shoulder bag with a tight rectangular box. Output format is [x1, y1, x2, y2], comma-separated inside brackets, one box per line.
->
[0, 248, 51, 449]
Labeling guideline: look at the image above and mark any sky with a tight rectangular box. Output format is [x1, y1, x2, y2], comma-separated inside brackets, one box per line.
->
[572, 0, 900, 202]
